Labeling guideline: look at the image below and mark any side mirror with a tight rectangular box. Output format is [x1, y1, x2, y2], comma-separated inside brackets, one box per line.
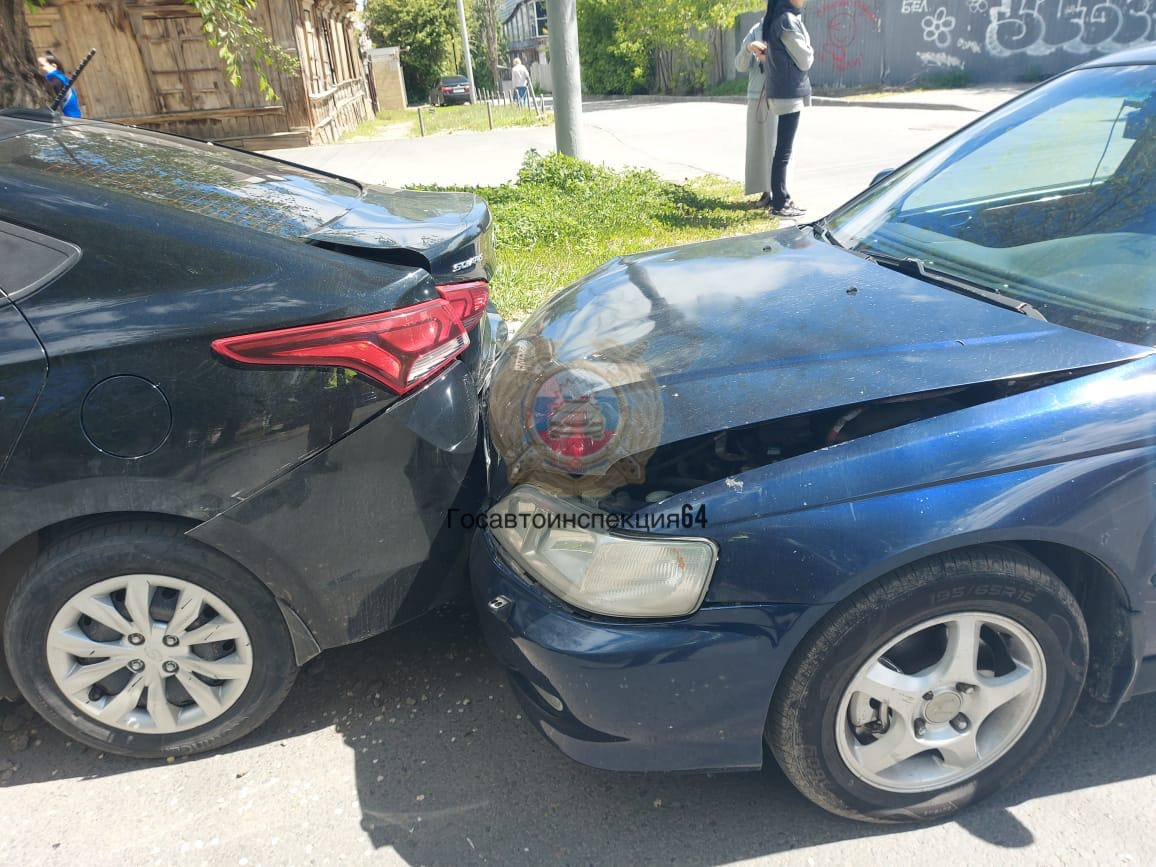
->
[870, 169, 894, 187]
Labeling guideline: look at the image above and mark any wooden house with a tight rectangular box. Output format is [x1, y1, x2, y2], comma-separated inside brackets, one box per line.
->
[26, 0, 372, 148]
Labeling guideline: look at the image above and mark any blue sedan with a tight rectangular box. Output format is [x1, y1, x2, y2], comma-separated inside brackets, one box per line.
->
[472, 47, 1156, 822]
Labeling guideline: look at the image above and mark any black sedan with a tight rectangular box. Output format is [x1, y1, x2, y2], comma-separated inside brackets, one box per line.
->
[430, 76, 473, 106]
[0, 110, 501, 758]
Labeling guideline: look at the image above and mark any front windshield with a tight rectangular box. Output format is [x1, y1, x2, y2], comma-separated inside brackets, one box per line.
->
[828, 65, 1156, 346]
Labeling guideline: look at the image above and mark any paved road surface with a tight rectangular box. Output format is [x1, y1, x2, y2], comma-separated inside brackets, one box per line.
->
[277, 89, 1024, 218]
[2, 609, 1154, 866]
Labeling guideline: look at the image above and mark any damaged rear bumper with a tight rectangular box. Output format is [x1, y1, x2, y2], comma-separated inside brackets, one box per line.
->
[190, 362, 484, 652]
[470, 529, 829, 772]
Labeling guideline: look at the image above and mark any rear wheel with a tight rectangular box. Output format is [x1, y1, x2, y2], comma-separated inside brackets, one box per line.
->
[4, 522, 298, 758]
[768, 546, 1088, 822]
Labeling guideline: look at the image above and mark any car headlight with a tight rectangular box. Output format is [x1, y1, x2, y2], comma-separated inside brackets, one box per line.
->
[487, 486, 717, 618]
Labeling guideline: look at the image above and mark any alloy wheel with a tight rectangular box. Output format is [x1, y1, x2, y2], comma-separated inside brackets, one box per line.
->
[835, 612, 1046, 793]
[45, 574, 253, 734]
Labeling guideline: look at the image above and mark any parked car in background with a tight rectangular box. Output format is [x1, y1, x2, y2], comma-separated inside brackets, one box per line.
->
[472, 47, 1156, 821]
[430, 76, 473, 107]
[0, 110, 502, 758]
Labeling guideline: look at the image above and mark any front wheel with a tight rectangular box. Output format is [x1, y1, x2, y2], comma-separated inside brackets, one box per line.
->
[768, 546, 1088, 822]
[4, 522, 298, 758]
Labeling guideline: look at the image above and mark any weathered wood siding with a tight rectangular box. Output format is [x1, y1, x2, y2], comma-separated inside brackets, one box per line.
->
[26, 0, 370, 147]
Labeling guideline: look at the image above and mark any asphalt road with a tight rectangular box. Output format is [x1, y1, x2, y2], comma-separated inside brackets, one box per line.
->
[2, 607, 1155, 866]
[277, 88, 1026, 218]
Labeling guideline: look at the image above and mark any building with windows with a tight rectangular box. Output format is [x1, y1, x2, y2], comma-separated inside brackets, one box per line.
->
[26, 0, 373, 148]
[500, 0, 551, 92]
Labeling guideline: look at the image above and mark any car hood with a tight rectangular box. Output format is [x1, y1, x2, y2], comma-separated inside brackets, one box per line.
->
[304, 186, 493, 283]
[486, 226, 1148, 483]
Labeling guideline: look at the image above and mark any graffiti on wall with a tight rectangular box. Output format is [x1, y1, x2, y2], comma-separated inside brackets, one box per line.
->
[813, 0, 881, 73]
[917, 50, 967, 65]
[922, 7, 958, 45]
[739, 0, 1156, 90]
[986, 0, 1156, 57]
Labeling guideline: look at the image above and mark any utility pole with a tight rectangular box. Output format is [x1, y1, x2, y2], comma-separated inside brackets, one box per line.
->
[456, 0, 477, 103]
[545, 0, 583, 157]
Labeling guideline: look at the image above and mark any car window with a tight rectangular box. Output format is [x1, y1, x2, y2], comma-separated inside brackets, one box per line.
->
[0, 221, 81, 301]
[0, 124, 363, 240]
[829, 65, 1156, 346]
[903, 93, 1141, 208]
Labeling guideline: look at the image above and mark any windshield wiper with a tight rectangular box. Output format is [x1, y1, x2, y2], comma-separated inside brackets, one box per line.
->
[862, 249, 1047, 321]
[810, 218, 846, 249]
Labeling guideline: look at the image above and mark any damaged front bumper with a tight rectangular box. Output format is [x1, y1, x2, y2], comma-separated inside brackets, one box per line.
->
[470, 529, 829, 772]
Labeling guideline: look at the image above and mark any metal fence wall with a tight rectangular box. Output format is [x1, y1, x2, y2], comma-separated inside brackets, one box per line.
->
[734, 1, 1156, 90]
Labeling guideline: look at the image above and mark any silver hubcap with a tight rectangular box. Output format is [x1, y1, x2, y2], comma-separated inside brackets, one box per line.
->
[836, 612, 1046, 793]
[46, 575, 253, 734]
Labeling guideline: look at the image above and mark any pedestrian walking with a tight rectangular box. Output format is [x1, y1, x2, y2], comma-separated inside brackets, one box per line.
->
[38, 51, 81, 118]
[511, 57, 531, 107]
[761, 0, 813, 217]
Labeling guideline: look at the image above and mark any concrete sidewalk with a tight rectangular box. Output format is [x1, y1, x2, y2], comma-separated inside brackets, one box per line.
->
[275, 88, 1022, 217]
[816, 84, 1028, 112]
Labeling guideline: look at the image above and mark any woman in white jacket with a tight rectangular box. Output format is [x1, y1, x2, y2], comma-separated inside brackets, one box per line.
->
[736, 19, 775, 208]
[737, 0, 814, 216]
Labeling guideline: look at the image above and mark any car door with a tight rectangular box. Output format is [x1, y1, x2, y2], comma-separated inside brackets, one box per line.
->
[0, 296, 47, 475]
[0, 222, 71, 473]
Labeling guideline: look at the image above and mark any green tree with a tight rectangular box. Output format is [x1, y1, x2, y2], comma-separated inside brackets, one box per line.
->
[471, 0, 503, 93]
[2, 0, 49, 108]
[579, 0, 758, 95]
[2, 0, 297, 109]
[577, 0, 647, 95]
[364, 0, 456, 100]
[188, 0, 299, 101]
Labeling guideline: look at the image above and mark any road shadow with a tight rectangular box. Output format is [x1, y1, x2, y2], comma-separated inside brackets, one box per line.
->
[333, 611, 1156, 864]
[3, 608, 1154, 865]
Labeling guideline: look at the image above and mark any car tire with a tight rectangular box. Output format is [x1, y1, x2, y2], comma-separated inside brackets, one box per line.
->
[3, 521, 298, 758]
[767, 545, 1088, 823]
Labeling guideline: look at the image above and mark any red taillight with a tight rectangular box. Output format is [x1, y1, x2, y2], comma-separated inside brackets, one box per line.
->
[441, 86, 454, 92]
[437, 280, 489, 329]
[211, 300, 469, 395]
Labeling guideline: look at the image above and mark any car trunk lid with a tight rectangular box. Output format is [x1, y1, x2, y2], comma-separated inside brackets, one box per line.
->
[304, 187, 494, 285]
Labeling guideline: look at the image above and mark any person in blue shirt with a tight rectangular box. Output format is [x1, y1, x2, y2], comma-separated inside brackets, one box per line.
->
[38, 51, 81, 118]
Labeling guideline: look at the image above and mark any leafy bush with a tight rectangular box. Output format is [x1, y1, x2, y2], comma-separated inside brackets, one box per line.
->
[706, 77, 748, 97]
[422, 152, 776, 316]
[577, 0, 650, 95]
[913, 69, 973, 90]
[576, 0, 758, 96]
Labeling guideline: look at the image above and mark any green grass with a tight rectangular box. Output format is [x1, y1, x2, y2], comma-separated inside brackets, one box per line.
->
[705, 77, 749, 97]
[419, 103, 553, 135]
[422, 152, 777, 318]
[342, 104, 553, 141]
[340, 113, 406, 140]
